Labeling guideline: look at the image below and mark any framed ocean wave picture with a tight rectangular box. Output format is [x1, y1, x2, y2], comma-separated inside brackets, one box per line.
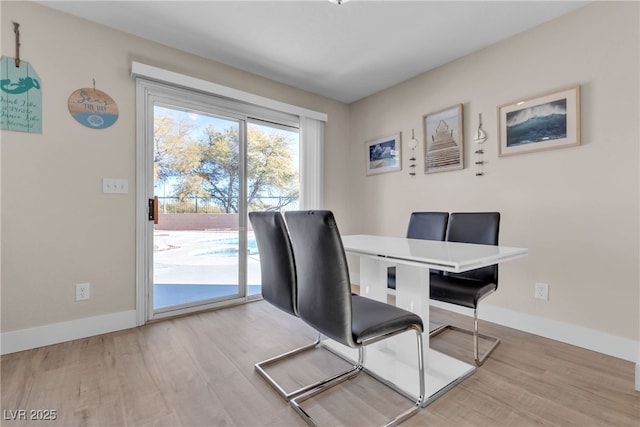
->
[498, 86, 580, 156]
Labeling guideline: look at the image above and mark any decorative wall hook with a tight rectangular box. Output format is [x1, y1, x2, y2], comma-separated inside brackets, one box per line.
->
[13, 22, 21, 68]
[473, 113, 488, 144]
[473, 113, 487, 176]
[408, 128, 419, 176]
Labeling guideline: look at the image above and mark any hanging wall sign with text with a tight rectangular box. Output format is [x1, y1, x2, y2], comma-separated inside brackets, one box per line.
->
[68, 87, 118, 129]
[1, 56, 43, 133]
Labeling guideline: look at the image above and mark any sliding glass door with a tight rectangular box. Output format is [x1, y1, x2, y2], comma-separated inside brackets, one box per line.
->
[246, 120, 300, 293]
[153, 105, 244, 312]
[146, 94, 300, 319]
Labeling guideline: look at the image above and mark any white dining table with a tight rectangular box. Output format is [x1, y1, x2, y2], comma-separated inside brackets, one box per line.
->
[322, 234, 528, 406]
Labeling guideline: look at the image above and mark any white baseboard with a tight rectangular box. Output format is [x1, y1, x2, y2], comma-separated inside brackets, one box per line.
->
[350, 272, 639, 365]
[0, 310, 137, 355]
[429, 300, 639, 364]
[2, 299, 639, 388]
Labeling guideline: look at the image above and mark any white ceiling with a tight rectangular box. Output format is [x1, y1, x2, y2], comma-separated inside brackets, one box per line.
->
[39, 0, 589, 103]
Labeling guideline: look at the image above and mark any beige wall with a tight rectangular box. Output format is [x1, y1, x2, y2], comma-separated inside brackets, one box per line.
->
[0, 1, 349, 332]
[347, 2, 639, 342]
[1, 1, 638, 359]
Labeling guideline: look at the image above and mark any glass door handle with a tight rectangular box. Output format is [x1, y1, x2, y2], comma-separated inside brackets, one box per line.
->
[148, 197, 158, 224]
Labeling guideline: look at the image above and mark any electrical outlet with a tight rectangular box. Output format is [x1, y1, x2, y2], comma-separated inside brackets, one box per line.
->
[534, 282, 549, 301]
[75, 283, 90, 301]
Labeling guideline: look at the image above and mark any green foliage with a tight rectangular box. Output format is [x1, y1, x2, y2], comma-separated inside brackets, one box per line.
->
[154, 113, 298, 213]
[198, 126, 241, 212]
[246, 126, 298, 210]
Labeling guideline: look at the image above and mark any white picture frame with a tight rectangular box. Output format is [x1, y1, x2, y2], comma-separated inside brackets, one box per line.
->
[365, 133, 402, 175]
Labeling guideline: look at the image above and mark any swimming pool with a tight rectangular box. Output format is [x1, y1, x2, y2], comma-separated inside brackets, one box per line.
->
[196, 236, 259, 257]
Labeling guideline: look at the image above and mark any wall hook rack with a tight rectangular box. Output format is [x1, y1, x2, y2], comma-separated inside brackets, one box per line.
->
[13, 22, 21, 68]
[473, 113, 487, 176]
[408, 128, 419, 176]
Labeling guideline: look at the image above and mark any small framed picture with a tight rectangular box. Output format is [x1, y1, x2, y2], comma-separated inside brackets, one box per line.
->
[498, 86, 581, 157]
[365, 133, 402, 175]
[423, 104, 463, 174]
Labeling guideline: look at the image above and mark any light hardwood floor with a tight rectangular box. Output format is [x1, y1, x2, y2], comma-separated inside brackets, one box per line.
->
[1, 301, 638, 426]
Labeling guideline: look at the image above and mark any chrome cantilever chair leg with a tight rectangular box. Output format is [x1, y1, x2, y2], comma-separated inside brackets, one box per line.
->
[290, 327, 425, 427]
[255, 332, 321, 400]
[429, 308, 500, 366]
[290, 354, 361, 427]
[255, 331, 360, 400]
[388, 330, 425, 426]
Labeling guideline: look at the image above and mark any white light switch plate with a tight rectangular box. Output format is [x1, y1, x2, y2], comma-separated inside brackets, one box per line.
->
[102, 178, 128, 194]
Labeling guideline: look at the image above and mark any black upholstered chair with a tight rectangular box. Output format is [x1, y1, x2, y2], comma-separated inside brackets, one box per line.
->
[429, 212, 501, 366]
[285, 210, 425, 426]
[249, 211, 327, 400]
[388, 212, 449, 290]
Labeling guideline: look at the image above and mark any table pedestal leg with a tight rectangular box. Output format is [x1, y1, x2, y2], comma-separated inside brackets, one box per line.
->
[358, 257, 389, 303]
[323, 255, 476, 404]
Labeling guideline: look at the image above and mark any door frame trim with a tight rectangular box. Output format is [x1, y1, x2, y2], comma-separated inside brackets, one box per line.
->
[131, 62, 327, 122]
[134, 68, 325, 326]
[135, 80, 152, 326]
[137, 82, 253, 323]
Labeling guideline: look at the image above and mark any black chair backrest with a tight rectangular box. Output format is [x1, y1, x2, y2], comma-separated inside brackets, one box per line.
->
[444, 212, 500, 284]
[406, 212, 449, 240]
[285, 210, 357, 348]
[248, 211, 297, 317]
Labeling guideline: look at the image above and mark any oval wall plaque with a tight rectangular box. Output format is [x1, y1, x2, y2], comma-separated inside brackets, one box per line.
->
[67, 88, 118, 129]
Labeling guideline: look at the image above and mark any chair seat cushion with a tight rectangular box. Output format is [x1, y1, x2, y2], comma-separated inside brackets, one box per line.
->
[351, 295, 423, 344]
[430, 273, 496, 309]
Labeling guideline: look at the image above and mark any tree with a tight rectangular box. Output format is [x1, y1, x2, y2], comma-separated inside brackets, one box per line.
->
[196, 126, 240, 212]
[247, 126, 299, 211]
[154, 107, 299, 213]
[196, 125, 298, 213]
[153, 112, 203, 195]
